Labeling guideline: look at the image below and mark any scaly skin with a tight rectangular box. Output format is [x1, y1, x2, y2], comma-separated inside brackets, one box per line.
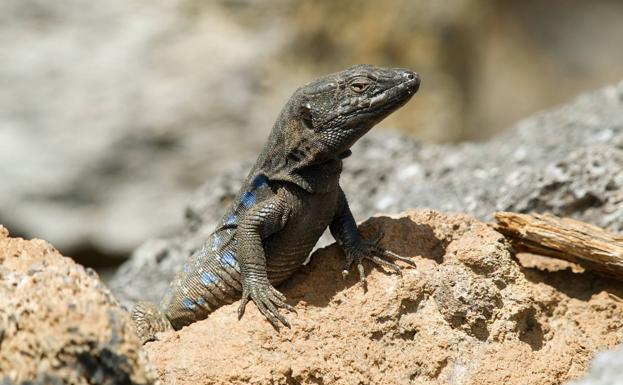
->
[132, 64, 420, 343]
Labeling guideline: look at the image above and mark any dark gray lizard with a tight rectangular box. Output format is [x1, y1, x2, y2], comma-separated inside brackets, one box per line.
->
[132, 64, 420, 343]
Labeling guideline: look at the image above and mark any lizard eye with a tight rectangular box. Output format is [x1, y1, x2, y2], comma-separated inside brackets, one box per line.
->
[350, 79, 371, 93]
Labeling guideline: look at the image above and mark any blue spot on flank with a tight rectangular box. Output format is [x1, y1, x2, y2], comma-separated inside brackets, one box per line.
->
[201, 271, 217, 286]
[197, 297, 206, 306]
[221, 249, 239, 269]
[224, 213, 237, 226]
[252, 174, 269, 188]
[182, 298, 195, 310]
[241, 190, 256, 208]
[211, 235, 222, 250]
[183, 264, 190, 273]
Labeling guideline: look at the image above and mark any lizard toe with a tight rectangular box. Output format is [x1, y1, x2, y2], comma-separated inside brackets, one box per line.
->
[240, 279, 293, 328]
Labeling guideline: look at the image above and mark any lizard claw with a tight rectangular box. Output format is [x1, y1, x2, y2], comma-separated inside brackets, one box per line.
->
[341, 228, 415, 285]
[238, 279, 294, 329]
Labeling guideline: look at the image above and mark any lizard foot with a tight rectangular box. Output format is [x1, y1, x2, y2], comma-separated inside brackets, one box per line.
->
[131, 300, 174, 344]
[238, 277, 296, 329]
[341, 229, 416, 285]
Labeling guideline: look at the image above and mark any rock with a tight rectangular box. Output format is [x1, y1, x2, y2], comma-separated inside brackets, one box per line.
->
[110, 81, 623, 307]
[144, 210, 623, 385]
[568, 346, 623, 385]
[0, 226, 155, 384]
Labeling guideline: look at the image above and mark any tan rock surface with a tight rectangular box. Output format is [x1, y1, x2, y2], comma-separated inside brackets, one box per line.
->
[145, 210, 623, 385]
[0, 226, 155, 384]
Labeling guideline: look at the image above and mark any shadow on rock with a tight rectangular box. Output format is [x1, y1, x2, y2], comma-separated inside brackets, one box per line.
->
[281, 214, 446, 309]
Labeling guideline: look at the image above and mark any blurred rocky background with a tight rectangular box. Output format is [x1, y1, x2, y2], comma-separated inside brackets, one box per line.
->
[1, 0, 623, 269]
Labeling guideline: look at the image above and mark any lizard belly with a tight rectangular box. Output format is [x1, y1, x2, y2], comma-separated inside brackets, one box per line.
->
[265, 188, 339, 284]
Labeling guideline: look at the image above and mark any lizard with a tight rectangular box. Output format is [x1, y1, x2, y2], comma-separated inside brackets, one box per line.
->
[132, 64, 420, 343]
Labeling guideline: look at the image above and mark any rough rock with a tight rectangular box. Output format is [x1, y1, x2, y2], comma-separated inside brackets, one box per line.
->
[144, 210, 623, 385]
[110, 81, 623, 307]
[0, 226, 154, 384]
[568, 346, 623, 385]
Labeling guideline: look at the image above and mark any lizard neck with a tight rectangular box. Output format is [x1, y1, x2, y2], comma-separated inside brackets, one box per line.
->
[295, 158, 343, 194]
[252, 107, 340, 193]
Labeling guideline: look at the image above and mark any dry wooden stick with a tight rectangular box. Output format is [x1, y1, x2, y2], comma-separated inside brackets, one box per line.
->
[494, 212, 623, 279]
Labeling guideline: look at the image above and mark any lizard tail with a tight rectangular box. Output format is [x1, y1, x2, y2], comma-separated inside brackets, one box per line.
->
[131, 300, 174, 344]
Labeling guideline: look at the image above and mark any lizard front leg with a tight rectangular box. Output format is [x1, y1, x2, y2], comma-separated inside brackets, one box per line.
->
[330, 188, 416, 284]
[237, 192, 295, 327]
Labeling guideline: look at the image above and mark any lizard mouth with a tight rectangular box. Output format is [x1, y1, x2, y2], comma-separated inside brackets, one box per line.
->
[369, 71, 420, 112]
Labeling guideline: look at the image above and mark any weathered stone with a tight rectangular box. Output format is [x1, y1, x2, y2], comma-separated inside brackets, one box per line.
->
[144, 210, 623, 385]
[569, 346, 623, 385]
[0, 226, 154, 384]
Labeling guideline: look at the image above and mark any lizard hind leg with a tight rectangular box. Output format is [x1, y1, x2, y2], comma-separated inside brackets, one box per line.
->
[131, 300, 174, 344]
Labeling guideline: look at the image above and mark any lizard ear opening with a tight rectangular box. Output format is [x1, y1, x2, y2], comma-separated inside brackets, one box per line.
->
[299, 102, 314, 130]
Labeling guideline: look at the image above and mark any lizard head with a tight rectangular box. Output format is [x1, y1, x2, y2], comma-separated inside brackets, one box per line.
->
[259, 65, 419, 191]
[294, 64, 420, 158]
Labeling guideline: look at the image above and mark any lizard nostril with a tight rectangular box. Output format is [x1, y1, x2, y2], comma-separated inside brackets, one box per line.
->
[403, 71, 421, 89]
[404, 71, 417, 81]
